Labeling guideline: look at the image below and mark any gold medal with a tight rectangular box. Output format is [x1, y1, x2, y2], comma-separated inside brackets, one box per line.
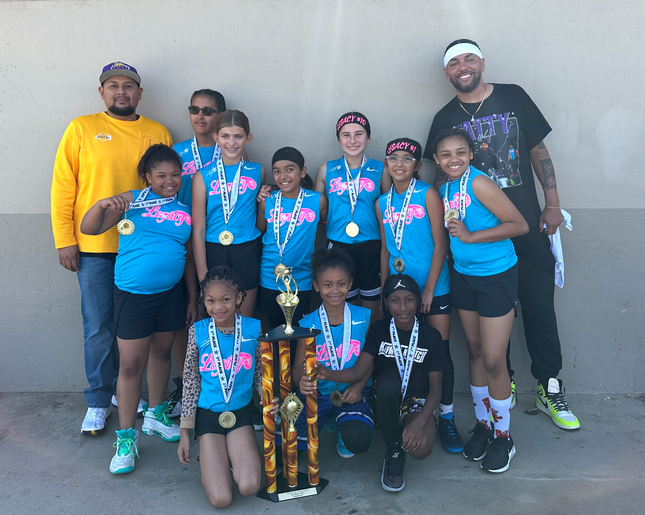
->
[393, 257, 405, 273]
[330, 389, 343, 408]
[274, 263, 288, 277]
[444, 208, 459, 222]
[117, 219, 134, 236]
[218, 410, 236, 429]
[345, 221, 359, 238]
[219, 230, 234, 246]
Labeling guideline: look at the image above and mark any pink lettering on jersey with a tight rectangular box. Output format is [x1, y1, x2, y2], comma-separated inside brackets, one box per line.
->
[447, 192, 472, 210]
[316, 340, 362, 366]
[182, 159, 213, 177]
[328, 177, 375, 195]
[208, 176, 258, 196]
[267, 207, 316, 226]
[141, 206, 192, 226]
[383, 204, 426, 225]
[200, 351, 254, 376]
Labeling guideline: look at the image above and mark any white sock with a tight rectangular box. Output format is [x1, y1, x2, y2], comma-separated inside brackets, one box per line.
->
[438, 403, 453, 417]
[489, 394, 513, 438]
[470, 385, 490, 429]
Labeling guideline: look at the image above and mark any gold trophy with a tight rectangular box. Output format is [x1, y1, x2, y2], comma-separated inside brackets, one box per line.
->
[257, 267, 328, 503]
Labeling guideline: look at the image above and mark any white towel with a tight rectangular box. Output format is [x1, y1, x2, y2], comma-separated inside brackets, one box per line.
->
[544, 209, 572, 288]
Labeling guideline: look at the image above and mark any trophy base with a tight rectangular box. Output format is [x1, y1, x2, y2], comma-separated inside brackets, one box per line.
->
[257, 472, 329, 503]
[262, 325, 321, 342]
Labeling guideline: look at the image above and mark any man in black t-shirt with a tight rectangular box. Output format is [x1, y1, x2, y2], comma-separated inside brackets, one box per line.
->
[425, 39, 579, 431]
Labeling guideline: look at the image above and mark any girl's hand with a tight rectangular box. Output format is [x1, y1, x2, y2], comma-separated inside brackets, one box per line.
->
[340, 383, 362, 405]
[402, 417, 424, 452]
[185, 301, 198, 326]
[177, 431, 191, 465]
[314, 362, 331, 381]
[257, 185, 272, 202]
[99, 194, 131, 213]
[261, 397, 281, 419]
[420, 286, 434, 315]
[299, 367, 317, 396]
[447, 218, 471, 243]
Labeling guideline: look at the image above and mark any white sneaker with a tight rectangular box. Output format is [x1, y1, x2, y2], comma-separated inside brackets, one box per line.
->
[109, 428, 139, 474]
[142, 401, 181, 442]
[81, 407, 111, 435]
[168, 400, 182, 418]
[111, 396, 146, 418]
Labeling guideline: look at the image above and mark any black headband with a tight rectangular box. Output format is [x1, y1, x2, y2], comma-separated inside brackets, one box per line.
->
[272, 146, 305, 168]
[383, 274, 419, 299]
[385, 138, 422, 161]
[336, 111, 371, 138]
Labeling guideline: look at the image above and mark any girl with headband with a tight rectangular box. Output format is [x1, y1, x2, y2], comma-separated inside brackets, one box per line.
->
[434, 128, 528, 473]
[313, 111, 391, 320]
[81, 144, 197, 475]
[376, 138, 463, 455]
[192, 110, 265, 317]
[256, 147, 327, 331]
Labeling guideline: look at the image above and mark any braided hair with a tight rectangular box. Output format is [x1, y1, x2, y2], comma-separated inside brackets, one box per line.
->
[310, 247, 354, 283]
[137, 144, 182, 183]
[198, 266, 247, 314]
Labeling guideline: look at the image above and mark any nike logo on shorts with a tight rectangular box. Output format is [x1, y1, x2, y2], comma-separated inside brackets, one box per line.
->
[439, 305, 449, 311]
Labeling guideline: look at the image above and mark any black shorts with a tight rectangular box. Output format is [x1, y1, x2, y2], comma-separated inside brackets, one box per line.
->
[206, 236, 261, 290]
[257, 286, 312, 330]
[450, 264, 518, 318]
[327, 239, 381, 301]
[428, 292, 453, 315]
[195, 401, 254, 436]
[114, 281, 186, 340]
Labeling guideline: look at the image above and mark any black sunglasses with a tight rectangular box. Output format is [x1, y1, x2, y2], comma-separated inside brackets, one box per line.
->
[188, 106, 220, 116]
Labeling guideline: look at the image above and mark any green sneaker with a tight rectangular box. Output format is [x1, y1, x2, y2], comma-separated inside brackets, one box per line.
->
[109, 428, 139, 474]
[536, 378, 580, 430]
[142, 401, 181, 441]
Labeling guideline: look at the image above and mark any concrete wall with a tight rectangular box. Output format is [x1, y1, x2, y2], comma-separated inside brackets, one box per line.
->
[1, 0, 643, 393]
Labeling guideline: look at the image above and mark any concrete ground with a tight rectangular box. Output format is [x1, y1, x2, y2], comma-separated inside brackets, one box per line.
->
[0, 392, 644, 515]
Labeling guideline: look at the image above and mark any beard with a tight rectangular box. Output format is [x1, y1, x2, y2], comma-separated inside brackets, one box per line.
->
[450, 71, 482, 94]
[108, 103, 136, 117]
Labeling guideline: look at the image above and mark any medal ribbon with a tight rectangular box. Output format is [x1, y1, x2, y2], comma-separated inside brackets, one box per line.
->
[318, 303, 352, 371]
[273, 188, 305, 260]
[207, 314, 243, 406]
[386, 178, 416, 253]
[216, 158, 243, 225]
[343, 155, 367, 217]
[442, 166, 471, 227]
[389, 317, 419, 399]
[128, 186, 176, 210]
[191, 136, 221, 170]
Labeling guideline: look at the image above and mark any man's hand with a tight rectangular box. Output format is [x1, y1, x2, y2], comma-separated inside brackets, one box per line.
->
[539, 208, 564, 235]
[58, 245, 80, 272]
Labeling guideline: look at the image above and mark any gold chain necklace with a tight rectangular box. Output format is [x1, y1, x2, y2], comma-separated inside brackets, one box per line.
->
[458, 85, 489, 123]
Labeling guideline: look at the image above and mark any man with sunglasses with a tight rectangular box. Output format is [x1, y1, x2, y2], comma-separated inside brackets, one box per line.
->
[51, 61, 172, 436]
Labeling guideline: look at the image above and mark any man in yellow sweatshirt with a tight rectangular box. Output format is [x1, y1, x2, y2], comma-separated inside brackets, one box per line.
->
[51, 61, 172, 435]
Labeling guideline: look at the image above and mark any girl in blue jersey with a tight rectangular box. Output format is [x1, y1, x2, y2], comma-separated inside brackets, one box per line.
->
[313, 112, 391, 320]
[192, 110, 265, 317]
[177, 266, 278, 508]
[376, 138, 463, 454]
[434, 128, 528, 473]
[256, 147, 328, 331]
[81, 144, 198, 475]
[292, 247, 374, 458]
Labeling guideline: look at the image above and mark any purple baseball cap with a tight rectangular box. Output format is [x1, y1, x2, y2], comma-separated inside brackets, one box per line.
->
[99, 61, 141, 85]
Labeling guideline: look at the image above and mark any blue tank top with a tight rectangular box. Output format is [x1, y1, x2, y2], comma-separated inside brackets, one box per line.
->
[439, 168, 517, 276]
[259, 189, 320, 291]
[325, 157, 383, 243]
[173, 139, 220, 206]
[378, 181, 450, 295]
[299, 303, 372, 395]
[194, 316, 261, 412]
[115, 190, 192, 294]
[203, 161, 261, 244]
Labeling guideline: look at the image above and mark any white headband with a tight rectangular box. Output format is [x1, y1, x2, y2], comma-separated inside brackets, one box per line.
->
[443, 43, 483, 68]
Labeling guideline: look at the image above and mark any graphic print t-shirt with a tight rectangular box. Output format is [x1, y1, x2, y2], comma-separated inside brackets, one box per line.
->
[425, 84, 551, 226]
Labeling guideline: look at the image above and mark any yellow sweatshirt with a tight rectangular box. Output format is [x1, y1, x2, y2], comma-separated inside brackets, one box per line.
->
[51, 112, 172, 253]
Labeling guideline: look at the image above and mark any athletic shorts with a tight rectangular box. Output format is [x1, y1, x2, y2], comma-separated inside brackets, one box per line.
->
[194, 401, 254, 436]
[400, 396, 426, 421]
[206, 236, 261, 290]
[276, 386, 374, 450]
[257, 286, 312, 330]
[327, 239, 381, 301]
[450, 264, 518, 318]
[114, 281, 185, 340]
[428, 292, 452, 315]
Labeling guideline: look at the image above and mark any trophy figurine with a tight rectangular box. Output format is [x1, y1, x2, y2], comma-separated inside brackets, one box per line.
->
[257, 267, 328, 502]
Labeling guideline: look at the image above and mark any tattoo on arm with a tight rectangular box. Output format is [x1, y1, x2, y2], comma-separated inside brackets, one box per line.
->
[539, 158, 556, 190]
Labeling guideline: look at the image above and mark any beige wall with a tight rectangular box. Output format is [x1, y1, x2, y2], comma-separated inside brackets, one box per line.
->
[1, 0, 643, 393]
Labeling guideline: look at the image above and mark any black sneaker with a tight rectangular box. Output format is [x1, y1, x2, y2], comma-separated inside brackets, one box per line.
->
[437, 414, 464, 453]
[381, 449, 406, 492]
[165, 377, 182, 418]
[463, 422, 492, 461]
[481, 436, 515, 473]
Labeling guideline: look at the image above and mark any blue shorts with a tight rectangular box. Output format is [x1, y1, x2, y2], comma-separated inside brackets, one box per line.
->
[277, 386, 374, 450]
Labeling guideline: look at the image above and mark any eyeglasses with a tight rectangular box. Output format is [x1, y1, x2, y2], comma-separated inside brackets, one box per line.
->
[385, 156, 417, 165]
[188, 106, 220, 116]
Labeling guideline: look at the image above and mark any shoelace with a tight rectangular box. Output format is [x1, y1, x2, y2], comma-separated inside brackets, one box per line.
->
[547, 388, 570, 412]
[487, 438, 508, 456]
[440, 418, 459, 438]
[114, 437, 139, 458]
[156, 404, 175, 425]
[387, 452, 404, 475]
